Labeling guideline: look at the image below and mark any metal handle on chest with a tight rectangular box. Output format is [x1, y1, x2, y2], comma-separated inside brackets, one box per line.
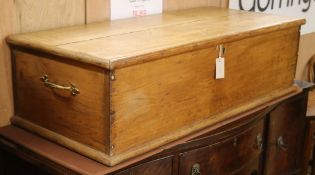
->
[191, 163, 201, 175]
[217, 44, 226, 58]
[40, 74, 80, 96]
[256, 133, 263, 151]
[277, 136, 288, 151]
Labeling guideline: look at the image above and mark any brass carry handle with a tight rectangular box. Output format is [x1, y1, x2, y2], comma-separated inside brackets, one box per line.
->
[40, 74, 80, 96]
[277, 136, 288, 151]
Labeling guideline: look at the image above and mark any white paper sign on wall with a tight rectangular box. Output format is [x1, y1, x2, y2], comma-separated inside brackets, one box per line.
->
[111, 0, 163, 20]
[229, 0, 315, 35]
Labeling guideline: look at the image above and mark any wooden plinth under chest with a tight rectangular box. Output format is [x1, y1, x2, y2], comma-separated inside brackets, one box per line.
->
[7, 7, 305, 166]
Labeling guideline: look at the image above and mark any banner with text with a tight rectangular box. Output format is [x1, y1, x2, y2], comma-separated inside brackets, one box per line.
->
[111, 0, 163, 20]
[229, 0, 315, 35]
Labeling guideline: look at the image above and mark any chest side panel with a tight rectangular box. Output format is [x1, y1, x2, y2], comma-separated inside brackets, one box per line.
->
[12, 50, 110, 153]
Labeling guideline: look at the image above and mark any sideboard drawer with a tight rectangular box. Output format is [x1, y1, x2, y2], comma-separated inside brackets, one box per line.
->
[264, 94, 307, 175]
[179, 117, 264, 175]
[233, 158, 260, 175]
[114, 156, 173, 175]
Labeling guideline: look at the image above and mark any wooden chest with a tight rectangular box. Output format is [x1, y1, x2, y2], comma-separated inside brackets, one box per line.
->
[7, 7, 305, 166]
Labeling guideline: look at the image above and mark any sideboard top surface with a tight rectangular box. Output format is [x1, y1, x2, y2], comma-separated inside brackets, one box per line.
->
[7, 7, 305, 69]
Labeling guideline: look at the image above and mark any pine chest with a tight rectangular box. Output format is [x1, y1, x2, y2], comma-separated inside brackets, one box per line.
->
[7, 7, 305, 166]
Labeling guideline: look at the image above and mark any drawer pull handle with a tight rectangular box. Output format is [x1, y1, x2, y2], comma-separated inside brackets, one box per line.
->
[277, 136, 288, 151]
[40, 74, 80, 96]
[191, 163, 201, 175]
[256, 133, 263, 150]
[233, 137, 238, 147]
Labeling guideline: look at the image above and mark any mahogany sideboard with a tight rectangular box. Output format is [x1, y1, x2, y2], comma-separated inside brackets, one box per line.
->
[0, 81, 313, 175]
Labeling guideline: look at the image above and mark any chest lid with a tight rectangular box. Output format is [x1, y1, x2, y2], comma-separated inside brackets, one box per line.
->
[7, 7, 305, 70]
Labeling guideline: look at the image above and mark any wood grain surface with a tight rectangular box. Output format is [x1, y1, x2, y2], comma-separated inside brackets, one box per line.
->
[14, 0, 85, 33]
[7, 7, 305, 70]
[0, 0, 17, 126]
[86, 0, 110, 23]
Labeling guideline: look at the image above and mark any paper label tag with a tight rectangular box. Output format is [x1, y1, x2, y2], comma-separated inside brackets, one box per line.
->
[111, 0, 163, 20]
[216, 57, 225, 79]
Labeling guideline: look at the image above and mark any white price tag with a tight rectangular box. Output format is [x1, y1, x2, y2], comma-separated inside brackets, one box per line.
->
[216, 57, 225, 79]
[111, 0, 163, 20]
